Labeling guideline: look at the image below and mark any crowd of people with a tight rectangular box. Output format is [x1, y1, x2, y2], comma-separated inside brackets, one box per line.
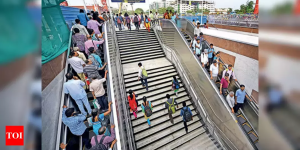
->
[112, 11, 160, 32]
[60, 9, 117, 150]
[126, 62, 194, 133]
[191, 24, 250, 114]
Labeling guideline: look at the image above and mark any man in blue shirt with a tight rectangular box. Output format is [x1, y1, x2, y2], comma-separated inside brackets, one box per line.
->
[180, 101, 193, 133]
[234, 84, 247, 113]
[64, 72, 92, 116]
[193, 39, 201, 59]
[208, 43, 215, 65]
[61, 105, 91, 149]
[77, 9, 89, 27]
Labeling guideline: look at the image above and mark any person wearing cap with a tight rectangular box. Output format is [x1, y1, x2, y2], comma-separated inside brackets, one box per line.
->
[64, 73, 92, 116]
[193, 38, 201, 59]
[201, 49, 209, 69]
[220, 73, 230, 97]
[73, 47, 86, 61]
[90, 70, 109, 111]
[61, 105, 92, 149]
[208, 43, 215, 65]
[214, 51, 220, 63]
[210, 60, 219, 82]
[234, 85, 247, 113]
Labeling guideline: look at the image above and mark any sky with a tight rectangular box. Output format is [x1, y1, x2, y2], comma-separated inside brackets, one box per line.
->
[67, 0, 251, 11]
[67, 0, 295, 11]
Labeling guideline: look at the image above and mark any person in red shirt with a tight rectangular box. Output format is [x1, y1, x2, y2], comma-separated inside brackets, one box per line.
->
[164, 10, 169, 19]
[220, 73, 230, 97]
[204, 23, 208, 29]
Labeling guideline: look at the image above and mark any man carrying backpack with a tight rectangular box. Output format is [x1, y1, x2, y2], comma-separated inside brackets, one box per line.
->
[180, 101, 193, 133]
[133, 13, 140, 31]
[90, 124, 117, 150]
[117, 13, 123, 31]
[138, 62, 148, 91]
[165, 94, 178, 124]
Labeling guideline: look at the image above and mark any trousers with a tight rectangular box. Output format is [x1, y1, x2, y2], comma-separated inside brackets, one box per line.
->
[75, 96, 92, 116]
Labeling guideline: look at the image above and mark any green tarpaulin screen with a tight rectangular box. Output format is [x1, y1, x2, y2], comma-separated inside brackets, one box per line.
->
[42, 0, 70, 64]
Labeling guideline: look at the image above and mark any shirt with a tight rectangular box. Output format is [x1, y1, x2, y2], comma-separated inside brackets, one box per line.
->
[214, 56, 220, 62]
[210, 64, 219, 77]
[83, 64, 101, 81]
[208, 48, 215, 58]
[72, 24, 89, 36]
[64, 80, 87, 100]
[137, 66, 145, 78]
[90, 78, 106, 97]
[222, 69, 236, 79]
[72, 33, 87, 52]
[236, 89, 246, 104]
[62, 108, 87, 136]
[194, 27, 201, 36]
[193, 42, 201, 54]
[77, 13, 89, 26]
[90, 128, 116, 148]
[77, 51, 87, 61]
[149, 13, 154, 20]
[67, 57, 85, 73]
[87, 20, 102, 34]
[84, 39, 104, 55]
[220, 78, 229, 89]
[154, 13, 159, 19]
[201, 53, 208, 64]
[180, 107, 193, 121]
[89, 53, 103, 68]
[226, 95, 235, 108]
[165, 98, 178, 109]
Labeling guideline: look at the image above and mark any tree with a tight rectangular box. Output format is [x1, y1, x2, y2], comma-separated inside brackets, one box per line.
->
[186, 10, 193, 13]
[158, 7, 167, 14]
[166, 6, 175, 12]
[227, 8, 232, 14]
[135, 8, 144, 14]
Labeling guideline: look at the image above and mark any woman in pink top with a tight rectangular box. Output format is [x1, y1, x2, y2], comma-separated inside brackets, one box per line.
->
[87, 16, 102, 35]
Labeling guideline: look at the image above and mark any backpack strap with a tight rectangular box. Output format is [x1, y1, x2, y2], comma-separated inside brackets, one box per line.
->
[100, 135, 106, 144]
[172, 98, 174, 105]
[94, 135, 99, 145]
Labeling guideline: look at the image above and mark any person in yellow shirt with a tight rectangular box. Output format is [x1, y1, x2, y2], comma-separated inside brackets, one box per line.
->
[169, 10, 173, 19]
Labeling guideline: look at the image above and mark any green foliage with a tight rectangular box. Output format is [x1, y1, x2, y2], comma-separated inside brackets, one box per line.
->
[158, 7, 167, 14]
[166, 6, 175, 12]
[234, 0, 255, 14]
[135, 8, 144, 14]
[227, 8, 232, 13]
[271, 2, 293, 15]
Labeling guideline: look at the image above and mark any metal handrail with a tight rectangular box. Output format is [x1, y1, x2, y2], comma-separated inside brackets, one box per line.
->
[153, 19, 255, 150]
[108, 20, 136, 150]
[103, 22, 121, 150]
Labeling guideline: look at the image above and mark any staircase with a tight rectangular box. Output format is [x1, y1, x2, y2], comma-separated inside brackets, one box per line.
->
[116, 29, 223, 150]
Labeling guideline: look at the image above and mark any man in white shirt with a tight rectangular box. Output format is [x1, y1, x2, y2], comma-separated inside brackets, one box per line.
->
[67, 51, 87, 88]
[138, 62, 148, 91]
[210, 60, 219, 82]
[72, 19, 89, 36]
[201, 49, 209, 68]
[154, 12, 159, 25]
[90, 70, 108, 111]
[226, 91, 235, 113]
[194, 22, 201, 37]
[190, 34, 197, 50]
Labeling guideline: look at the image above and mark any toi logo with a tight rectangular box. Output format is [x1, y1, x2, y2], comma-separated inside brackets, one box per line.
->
[6, 126, 24, 146]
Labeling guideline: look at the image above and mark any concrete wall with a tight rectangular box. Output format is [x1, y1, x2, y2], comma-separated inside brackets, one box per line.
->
[208, 24, 258, 33]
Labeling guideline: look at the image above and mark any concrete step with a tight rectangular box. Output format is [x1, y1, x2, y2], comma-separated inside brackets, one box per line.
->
[121, 50, 164, 59]
[124, 68, 176, 83]
[124, 65, 173, 77]
[122, 54, 165, 64]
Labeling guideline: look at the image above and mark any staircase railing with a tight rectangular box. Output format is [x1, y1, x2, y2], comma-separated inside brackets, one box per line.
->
[152, 19, 254, 150]
[103, 22, 122, 150]
[107, 20, 136, 150]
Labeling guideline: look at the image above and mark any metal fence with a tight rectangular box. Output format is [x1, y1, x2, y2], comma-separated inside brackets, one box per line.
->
[208, 14, 259, 28]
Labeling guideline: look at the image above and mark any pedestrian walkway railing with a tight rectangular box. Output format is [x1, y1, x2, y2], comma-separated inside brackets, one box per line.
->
[103, 22, 122, 150]
[106, 20, 136, 150]
[153, 19, 256, 150]
[208, 15, 259, 28]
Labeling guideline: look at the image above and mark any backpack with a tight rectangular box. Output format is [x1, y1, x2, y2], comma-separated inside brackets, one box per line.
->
[167, 98, 176, 114]
[173, 79, 179, 89]
[141, 67, 148, 79]
[117, 17, 121, 24]
[145, 18, 149, 23]
[100, 115, 110, 127]
[92, 99, 100, 109]
[183, 107, 192, 122]
[126, 17, 131, 24]
[90, 135, 107, 150]
[133, 16, 138, 23]
[143, 101, 152, 117]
